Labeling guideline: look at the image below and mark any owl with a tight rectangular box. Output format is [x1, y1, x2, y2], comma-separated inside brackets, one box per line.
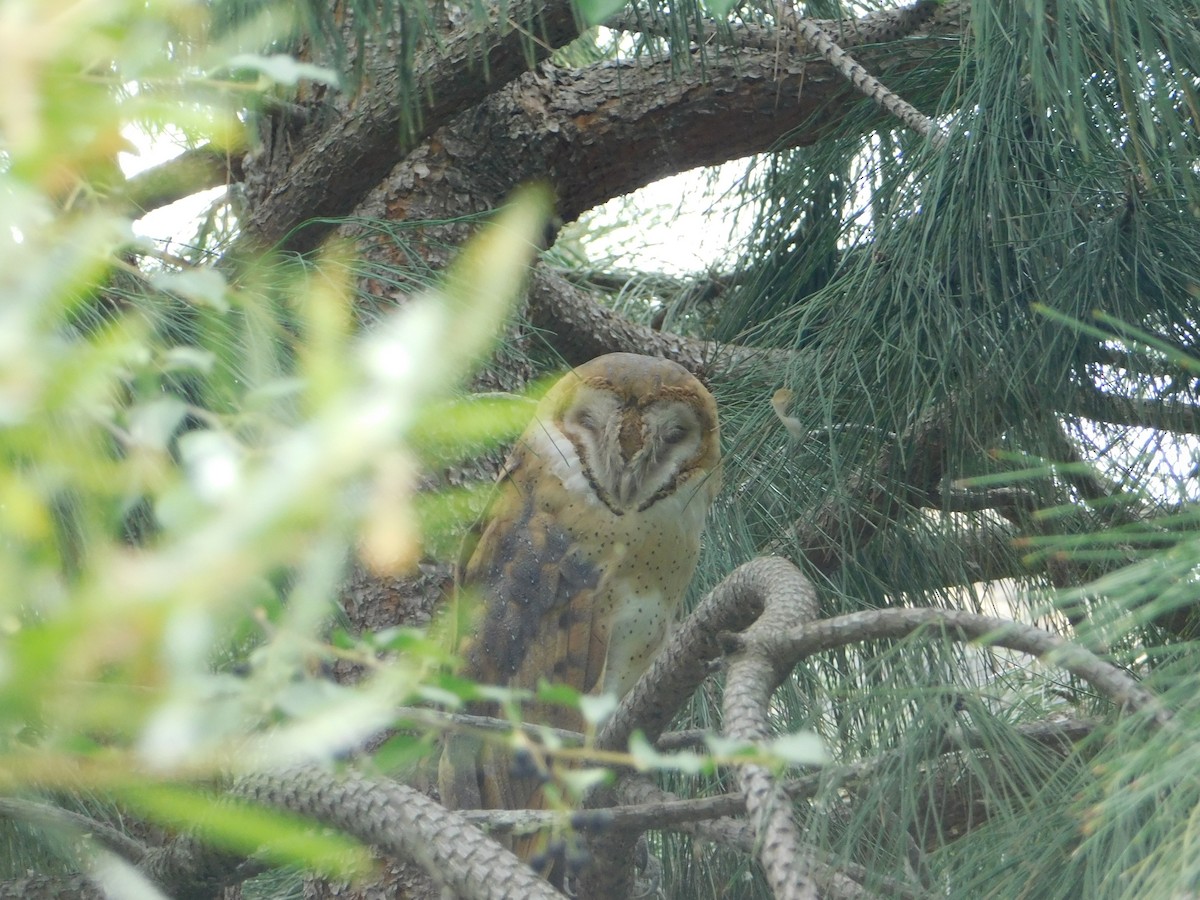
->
[439, 352, 721, 856]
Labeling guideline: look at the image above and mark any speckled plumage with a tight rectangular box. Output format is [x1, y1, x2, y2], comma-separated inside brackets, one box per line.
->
[439, 353, 721, 859]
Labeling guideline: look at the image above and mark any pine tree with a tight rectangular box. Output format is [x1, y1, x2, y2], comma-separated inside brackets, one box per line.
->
[1, 0, 1198, 898]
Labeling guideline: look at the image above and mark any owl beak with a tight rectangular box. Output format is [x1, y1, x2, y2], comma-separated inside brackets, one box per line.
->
[614, 411, 647, 508]
[617, 410, 643, 461]
[615, 468, 641, 508]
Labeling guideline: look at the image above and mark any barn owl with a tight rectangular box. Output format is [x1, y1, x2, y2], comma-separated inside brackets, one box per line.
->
[439, 352, 721, 859]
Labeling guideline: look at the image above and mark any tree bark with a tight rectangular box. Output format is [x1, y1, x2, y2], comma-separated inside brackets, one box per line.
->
[240, 1, 967, 254]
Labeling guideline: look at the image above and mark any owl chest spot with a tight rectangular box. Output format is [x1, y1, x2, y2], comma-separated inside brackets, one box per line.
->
[598, 581, 674, 697]
[584, 509, 697, 697]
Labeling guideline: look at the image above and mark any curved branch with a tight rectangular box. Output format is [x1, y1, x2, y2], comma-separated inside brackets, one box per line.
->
[597, 557, 808, 753]
[751, 608, 1172, 727]
[574, 558, 811, 898]
[1066, 384, 1200, 435]
[119, 146, 242, 216]
[240, 766, 563, 900]
[720, 559, 821, 900]
[0, 797, 149, 863]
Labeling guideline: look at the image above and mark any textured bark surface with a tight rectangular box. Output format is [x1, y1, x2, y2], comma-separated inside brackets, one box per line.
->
[240, 0, 585, 252]
[242, 768, 564, 900]
[241, 2, 966, 256]
[719, 561, 820, 900]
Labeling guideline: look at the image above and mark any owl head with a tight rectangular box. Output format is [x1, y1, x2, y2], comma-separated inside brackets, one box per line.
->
[537, 353, 721, 514]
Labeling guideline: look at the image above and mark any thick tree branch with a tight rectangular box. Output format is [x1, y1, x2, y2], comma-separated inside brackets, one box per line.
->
[241, 0, 583, 252]
[255, 0, 967, 255]
[430, 15, 962, 228]
[720, 559, 821, 900]
[119, 146, 242, 216]
[1066, 384, 1200, 435]
[241, 766, 563, 900]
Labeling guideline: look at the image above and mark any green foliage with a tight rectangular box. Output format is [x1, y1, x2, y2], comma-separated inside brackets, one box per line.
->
[647, 1, 1200, 896]
[0, 0, 552, 886]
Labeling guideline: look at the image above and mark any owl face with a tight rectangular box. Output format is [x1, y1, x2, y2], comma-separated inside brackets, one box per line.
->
[539, 353, 720, 515]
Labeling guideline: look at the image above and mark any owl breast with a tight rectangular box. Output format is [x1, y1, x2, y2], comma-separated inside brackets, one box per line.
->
[526, 422, 715, 698]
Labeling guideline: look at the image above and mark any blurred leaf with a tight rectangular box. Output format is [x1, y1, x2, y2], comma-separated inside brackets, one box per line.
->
[126, 398, 188, 452]
[150, 270, 230, 312]
[537, 681, 584, 709]
[160, 346, 215, 374]
[629, 732, 708, 775]
[225, 53, 342, 88]
[578, 693, 619, 727]
[764, 731, 826, 767]
[371, 732, 431, 773]
[116, 784, 373, 878]
[558, 767, 612, 798]
[176, 429, 244, 505]
[573, 0, 629, 26]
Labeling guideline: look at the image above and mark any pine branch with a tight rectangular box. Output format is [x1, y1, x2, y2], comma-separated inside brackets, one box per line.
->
[741, 608, 1173, 727]
[719, 557, 821, 900]
[791, 395, 976, 573]
[776, 3, 949, 148]
[598, 558, 810, 753]
[613, 780, 917, 900]
[450, 716, 1095, 836]
[526, 266, 793, 381]
[1046, 423, 1148, 527]
[1066, 383, 1200, 435]
[607, 0, 943, 55]
[0, 797, 149, 863]
[576, 558, 814, 899]
[240, 766, 563, 900]
[118, 146, 242, 216]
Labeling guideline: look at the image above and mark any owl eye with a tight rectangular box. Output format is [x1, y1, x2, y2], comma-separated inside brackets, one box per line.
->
[662, 424, 691, 445]
[573, 410, 598, 431]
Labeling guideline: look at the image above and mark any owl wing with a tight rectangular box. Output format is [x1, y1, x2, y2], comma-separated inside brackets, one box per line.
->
[459, 442, 608, 717]
[440, 441, 610, 826]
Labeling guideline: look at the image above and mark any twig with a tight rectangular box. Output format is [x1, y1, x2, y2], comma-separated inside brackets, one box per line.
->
[607, 0, 942, 56]
[776, 4, 948, 148]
